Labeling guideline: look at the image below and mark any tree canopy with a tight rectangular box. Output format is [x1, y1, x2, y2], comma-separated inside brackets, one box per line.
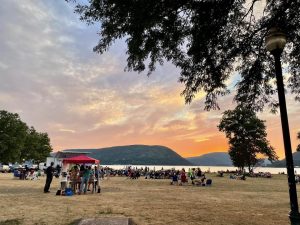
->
[0, 111, 28, 163]
[218, 106, 278, 171]
[0, 110, 52, 164]
[67, 0, 300, 111]
[21, 127, 52, 163]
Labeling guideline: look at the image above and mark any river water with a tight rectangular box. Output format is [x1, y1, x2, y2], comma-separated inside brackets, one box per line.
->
[101, 165, 300, 174]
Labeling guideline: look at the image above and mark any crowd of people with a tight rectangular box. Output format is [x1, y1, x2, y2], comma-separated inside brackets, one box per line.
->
[43, 162, 102, 195]
[216, 169, 273, 180]
[12, 162, 287, 195]
[249, 171, 272, 178]
[68, 165, 100, 194]
[13, 165, 43, 180]
[170, 168, 209, 186]
[99, 166, 210, 186]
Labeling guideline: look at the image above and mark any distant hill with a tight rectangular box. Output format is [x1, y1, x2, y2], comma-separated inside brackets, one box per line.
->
[186, 152, 233, 166]
[271, 151, 300, 167]
[63, 145, 192, 165]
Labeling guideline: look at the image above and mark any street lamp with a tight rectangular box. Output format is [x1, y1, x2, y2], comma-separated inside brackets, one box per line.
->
[266, 27, 300, 225]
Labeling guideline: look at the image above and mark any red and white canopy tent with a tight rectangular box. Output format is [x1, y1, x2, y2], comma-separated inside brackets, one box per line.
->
[62, 155, 101, 193]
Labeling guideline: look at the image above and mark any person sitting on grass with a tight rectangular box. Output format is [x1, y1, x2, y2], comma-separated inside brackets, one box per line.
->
[236, 174, 246, 180]
[229, 174, 236, 179]
[217, 171, 224, 177]
[193, 174, 206, 186]
[196, 168, 202, 178]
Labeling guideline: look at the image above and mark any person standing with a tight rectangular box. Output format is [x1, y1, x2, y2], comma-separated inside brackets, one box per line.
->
[70, 165, 79, 193]
[44, 162, 54, 193]
[55, 164, 61, 178]
[190, 168, 196, 185]
[79, 166, 91, 194]
[180, 168, 187, 185]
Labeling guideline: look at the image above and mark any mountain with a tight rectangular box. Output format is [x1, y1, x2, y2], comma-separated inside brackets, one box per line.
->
[186, 152, 233, 166]
[270, 151, 300, 167]
[63, 145, 192, 165]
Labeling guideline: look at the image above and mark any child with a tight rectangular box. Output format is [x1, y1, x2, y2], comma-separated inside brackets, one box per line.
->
[60, 172, 68, 194]
[170, 172, 178, 185]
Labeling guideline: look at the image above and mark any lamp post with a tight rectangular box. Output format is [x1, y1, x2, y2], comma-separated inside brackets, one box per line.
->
[265, 27, 300, 225]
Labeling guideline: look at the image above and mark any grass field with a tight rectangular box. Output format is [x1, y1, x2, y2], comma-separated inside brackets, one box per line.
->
[0, 173, 296, 225]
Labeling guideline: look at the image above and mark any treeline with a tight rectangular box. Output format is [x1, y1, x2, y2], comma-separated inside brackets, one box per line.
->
[0, 110, 52, 164]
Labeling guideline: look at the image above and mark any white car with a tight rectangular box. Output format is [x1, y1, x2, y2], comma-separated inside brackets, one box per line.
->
[39, 163, 46, 171]
[0, 165, 10, 173]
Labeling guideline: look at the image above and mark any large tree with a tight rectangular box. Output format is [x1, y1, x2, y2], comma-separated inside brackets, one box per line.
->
[0, 110, 52, 163]
[218, 106, 278, 171]
[0, 111, 28, 163]
[67, 0, 300, 111]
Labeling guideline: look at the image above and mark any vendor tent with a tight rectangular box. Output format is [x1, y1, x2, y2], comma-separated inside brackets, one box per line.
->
[62, 155, 100, 164]
[60, 154, 101, 194]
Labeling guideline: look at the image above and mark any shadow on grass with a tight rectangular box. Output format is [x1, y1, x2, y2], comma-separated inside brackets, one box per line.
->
[67, 218, 137, 225]
[0, 219, 22, 225]
[97, 207, 113, 215]
[0, 185, 43, 195]
[67, 219, 81, 225]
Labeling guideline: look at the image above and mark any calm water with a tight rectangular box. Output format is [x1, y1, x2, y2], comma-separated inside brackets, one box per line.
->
[101, 165, 300, 174]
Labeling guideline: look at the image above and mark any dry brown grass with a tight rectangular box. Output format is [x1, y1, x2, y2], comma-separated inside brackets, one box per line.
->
[0, 173, 295, 225]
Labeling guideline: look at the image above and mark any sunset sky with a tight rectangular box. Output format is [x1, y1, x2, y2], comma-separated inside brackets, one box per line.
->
[0, 1, 299, 159]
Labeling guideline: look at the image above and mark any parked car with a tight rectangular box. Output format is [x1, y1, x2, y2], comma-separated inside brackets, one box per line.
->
[0, 164, 10, 173]
[31, 164, 38, 170]
[39, 162, 46, 171]
[11, 164, 23, 169]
